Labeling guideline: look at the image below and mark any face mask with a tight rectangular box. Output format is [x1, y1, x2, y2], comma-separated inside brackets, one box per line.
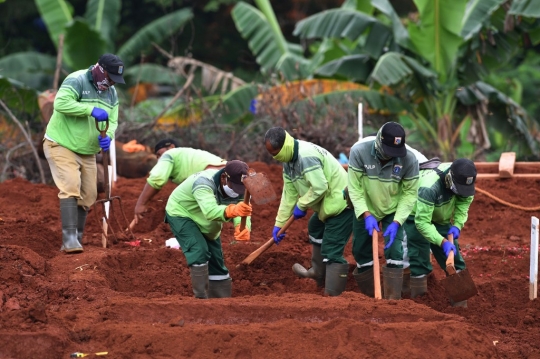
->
[91, 63, 112, 91]
[223, 184, 239, 198]
[272, 131, 295, 162]
[374, 129, 392, 161]
[445, 172, 459, 195]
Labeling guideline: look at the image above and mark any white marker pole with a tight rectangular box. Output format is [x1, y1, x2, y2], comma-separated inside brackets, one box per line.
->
[530, 216, 539, 300]
[358, 102, 363, 140]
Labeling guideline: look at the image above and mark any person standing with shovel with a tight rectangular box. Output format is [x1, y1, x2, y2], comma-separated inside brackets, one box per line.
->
[402, 158, 477, 307]
[264, 127, 353, 297]
[43, 54, 125, 253]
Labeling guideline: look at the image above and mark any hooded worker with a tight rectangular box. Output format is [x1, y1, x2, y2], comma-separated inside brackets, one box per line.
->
[402, 158, 477, 307]
[347, 122, 419, 300]
[264, 127, 353, 296]
[164, 160, 252, 298]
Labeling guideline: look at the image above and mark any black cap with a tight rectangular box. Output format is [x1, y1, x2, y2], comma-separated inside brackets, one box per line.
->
[154, 139, 178, 154]
[224, 160, 248, 194]
[380, 122, 407, 158]
[450, 158, 477, 196]
[98, 53, 125, 84]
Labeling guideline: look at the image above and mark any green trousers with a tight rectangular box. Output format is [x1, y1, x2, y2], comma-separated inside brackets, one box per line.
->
[307, 208, 353, 264]
[352, 213, 404, 272]
[402, 215, 466, 277]
[165, 213, 229, 280]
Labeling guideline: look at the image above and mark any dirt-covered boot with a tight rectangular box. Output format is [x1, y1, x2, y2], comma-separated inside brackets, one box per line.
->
[208, 278, 232, 298]
[410, 276, 428, 298]
[324, 263, 349, 296]
[352, 266, 374, 297]
[292, 244, 325, 287]
[382, 265, 403, 300]
[77, 206, 88, 245]
[60, 198, 83, 253]
[190, 263, 209, 299]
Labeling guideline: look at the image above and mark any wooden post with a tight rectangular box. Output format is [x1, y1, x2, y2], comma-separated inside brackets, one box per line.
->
[498, 152, 516, 178]
[530, 216, 539, 300]
[373, 230, 382, 299]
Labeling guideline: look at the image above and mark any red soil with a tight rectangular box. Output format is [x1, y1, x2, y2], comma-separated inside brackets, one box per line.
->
[1, 161, 539, 358]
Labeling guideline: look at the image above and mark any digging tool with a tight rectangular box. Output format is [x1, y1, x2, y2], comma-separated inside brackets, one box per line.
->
[70, 352, 108, 358]
[441, 234, 478, 302]
[373, 230, 382, 299]
[93, 119, 134, 247]
[238, 169, 278, 232]
[238, 216, 295, 266]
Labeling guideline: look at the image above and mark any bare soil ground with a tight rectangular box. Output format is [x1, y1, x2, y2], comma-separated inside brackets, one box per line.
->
[0, 161, 540, 358]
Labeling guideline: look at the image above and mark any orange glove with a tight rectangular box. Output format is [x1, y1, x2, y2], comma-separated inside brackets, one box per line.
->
[224, 202, 252, 218]
[234, 225, 250, 241]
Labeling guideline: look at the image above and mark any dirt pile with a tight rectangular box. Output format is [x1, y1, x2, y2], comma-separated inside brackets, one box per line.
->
[0, 161, 539, 358]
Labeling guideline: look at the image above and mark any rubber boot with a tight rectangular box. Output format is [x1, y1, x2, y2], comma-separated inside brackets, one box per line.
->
[292, 244, 325, 287]
[352, 267, 374, 297]
[77, 206, 88, 245]
[382, 265, 403, 300]
[402, 267, 411, 297]
[60, 198, 83, 253]
[208, 278, 232, 298]
[324, 263, 349, 296]
[450, 299, 468, 308]
[410, 276, 428, 298]
[189, 263, 209, 299]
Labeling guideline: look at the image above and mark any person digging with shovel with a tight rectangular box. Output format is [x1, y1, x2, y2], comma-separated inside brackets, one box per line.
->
[43, 53, 125, 254]
[402, 158, 477, 307]
[164, 160, 252, 298]
[347, 122, 419, 300]
[264, 127, 353, 297]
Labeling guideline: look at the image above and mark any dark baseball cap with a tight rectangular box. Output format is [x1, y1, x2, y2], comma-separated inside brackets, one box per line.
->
[450, 158, 477, 196]
[154, 139, 179, 154]
[224, 160, 248, 194]
[98, 53, 125, 84]
[380, 122, 407, 158]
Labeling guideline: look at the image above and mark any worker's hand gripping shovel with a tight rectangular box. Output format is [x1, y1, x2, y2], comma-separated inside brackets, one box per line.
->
[441, 234, 478, 302]
[93, 119, 134, 248]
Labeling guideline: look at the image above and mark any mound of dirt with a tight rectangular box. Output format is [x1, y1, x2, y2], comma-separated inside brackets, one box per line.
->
[0, 162, 539, 358]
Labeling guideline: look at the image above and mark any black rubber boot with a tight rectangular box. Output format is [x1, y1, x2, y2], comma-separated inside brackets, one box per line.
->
[324, 263, 349, 296]
[189, 264, 209, 299]
[402, 267, 411, 297]
[77, 206, 88, 245]
[410, 276, 428, 298]
[382, 265, 403, 300]
[208, 278, 232, 298]
[352, 266, 374, 297]
[292, 244, 325, 287]
[60, 198, 83, 253]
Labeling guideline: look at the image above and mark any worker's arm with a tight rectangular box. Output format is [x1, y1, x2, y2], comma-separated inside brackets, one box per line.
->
[133, 183, 160, 224]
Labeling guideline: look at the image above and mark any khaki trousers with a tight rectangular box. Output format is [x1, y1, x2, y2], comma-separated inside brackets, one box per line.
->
[43, 139, 97, 209]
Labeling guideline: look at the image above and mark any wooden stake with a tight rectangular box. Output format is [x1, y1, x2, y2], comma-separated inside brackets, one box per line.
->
[530, 216, 538, 300]
[373, 230, 382, 300]
[498, 152, 516, 178]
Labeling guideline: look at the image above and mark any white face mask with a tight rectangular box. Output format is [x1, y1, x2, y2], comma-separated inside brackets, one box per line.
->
[223, 184, 239, 198]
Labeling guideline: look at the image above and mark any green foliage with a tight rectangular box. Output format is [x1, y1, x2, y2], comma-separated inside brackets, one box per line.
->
[0, 52, 58, 91]
[63, 19, 107, 70]
[84, 0, 121, 52]
[34, 0, 73, 47]
[0, 76, 39, 117]
[124, 64, 185, 85]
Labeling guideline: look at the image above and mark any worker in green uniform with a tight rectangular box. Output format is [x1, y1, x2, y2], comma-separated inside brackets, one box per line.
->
[43, 53, 125, 254]
[264, 127, 353, 296]
[402, 158, 476, 307]
[165, 160, 252, 298]
[347, 122, 419, 300]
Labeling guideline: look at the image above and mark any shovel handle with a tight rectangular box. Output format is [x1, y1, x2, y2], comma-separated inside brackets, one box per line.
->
[445, 233, 456, 274]
[239, 216, 295, 266]
[372, 229, 382, 300]
[239, 189, 250, 231]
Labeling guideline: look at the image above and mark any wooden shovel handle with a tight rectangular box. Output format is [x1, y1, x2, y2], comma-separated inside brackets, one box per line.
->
[445, 233, 456, 275]
[239, 189, 250, 231]
[239, 216, 295, 266]
[373, 229, 382, 300]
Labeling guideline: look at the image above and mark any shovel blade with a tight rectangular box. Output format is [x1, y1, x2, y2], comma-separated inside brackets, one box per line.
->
[243, 172, 277, 205]
[441, 268, 478, 302]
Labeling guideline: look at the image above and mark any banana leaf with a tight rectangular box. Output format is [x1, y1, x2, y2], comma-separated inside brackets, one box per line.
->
[211, 83, 258, 123]
[460, 0, 506, 40]
[63, 19, 107, 70]
[124, 64, 185, 86]
[315, 55, 371, 82]
[509, 0, 540, 17]
[0, 52, 58, 91]
[84, 0, 122, 52]
[34, 0, 74, 48]
[0, 76, 39, 116]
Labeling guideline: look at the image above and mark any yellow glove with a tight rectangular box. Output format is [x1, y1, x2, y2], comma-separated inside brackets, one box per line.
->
[224, 202, 252, 218]
[234, 225, 250, 241]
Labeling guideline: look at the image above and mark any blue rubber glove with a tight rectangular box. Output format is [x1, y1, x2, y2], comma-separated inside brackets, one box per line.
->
[441, 240, 457, 257]
[292, 204, 307, 220]
[383, 221, 400, 250]
[364, 215, 379, 236]
[98, 134, 111, 152]
[272, 226, 286, 245]
[91, 107, 108, 122]
[448, 226, 461, 239]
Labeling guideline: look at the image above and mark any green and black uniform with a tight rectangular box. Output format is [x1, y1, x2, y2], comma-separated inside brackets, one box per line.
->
[275, 139, 352, 264]
[403, 163, 472, 277]
[348, 139, 419, 270]
[165, 169, 250, 279]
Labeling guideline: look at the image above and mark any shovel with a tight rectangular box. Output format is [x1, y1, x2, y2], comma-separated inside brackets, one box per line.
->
[441, 234, 478, 302]
[373, 229, 382, 299]
[237, 168, 277, 233]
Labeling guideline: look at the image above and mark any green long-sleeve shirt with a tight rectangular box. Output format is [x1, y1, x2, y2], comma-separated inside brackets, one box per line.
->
[275, 140, 348, 227]
[147, 147, 226, 190]
[165, 169, 250, 240]
[347, 139, 419, 224]
[45, 68, 118, 155]
[413, 163, 474, 246]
